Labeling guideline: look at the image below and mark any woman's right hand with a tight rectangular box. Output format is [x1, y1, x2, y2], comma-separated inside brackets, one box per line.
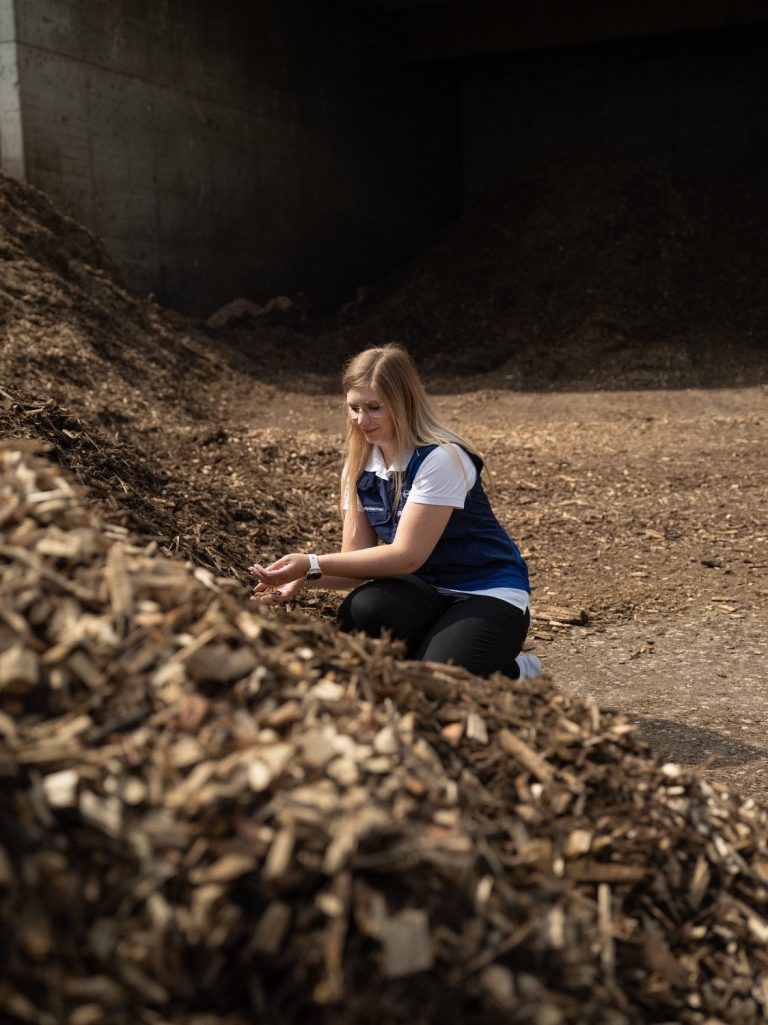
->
[250, 576, 305, 605]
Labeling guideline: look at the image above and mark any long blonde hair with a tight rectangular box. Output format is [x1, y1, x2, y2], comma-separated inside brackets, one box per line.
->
[340, 343, 483, 514]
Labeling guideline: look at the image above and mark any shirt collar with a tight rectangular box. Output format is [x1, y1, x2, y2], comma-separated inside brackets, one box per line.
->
[364, 446, 415, 480]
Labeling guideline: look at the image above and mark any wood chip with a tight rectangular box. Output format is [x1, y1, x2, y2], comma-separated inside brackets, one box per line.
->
[498, 728, 555, 782]
[381, 908, 434, 978]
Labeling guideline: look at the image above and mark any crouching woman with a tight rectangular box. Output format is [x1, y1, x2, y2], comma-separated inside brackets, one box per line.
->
[250, 343, 540, 680]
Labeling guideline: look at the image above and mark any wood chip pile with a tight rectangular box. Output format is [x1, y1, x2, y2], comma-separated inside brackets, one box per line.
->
[0, 168, 269, 436]
[2, 441, 768, 1025]
[311, 158, 768, 390]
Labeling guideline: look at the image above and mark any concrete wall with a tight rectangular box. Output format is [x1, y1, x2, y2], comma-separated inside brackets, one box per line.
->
[393, 0, 768, 62]
[6, 1, 766, 314]
[461, 28, 768, 203]
[0, 1, 25, 178]
[2, 0, 460, 315]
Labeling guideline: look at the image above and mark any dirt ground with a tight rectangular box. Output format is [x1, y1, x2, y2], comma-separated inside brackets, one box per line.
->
[232, 380, 767, 803]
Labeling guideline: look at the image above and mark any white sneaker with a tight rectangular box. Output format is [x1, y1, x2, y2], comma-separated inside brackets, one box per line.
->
[515, 653, 542, 680]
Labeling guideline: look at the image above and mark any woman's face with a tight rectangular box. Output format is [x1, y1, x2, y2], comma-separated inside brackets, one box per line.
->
[346, 387, 396, 454]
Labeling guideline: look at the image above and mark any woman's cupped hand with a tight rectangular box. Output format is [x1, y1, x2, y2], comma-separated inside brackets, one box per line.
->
[249, 554, 309, 604]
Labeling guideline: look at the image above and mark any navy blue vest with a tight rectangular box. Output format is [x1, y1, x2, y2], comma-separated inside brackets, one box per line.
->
[356, 445, 530, 593]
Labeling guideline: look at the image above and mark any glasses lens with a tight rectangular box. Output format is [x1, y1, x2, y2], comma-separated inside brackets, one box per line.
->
[349, 404, 383, 417]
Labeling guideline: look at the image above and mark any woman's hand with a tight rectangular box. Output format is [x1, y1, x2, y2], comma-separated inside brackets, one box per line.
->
[249, 555, 309, 604]
[249, 554, 310, 589]
[250, 576, 305, 604]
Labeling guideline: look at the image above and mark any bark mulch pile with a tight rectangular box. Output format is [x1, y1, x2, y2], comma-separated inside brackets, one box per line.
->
[218, 158, 768, 391]
[0, 169, 242, 430]
[0, 167, 318, 589]
[3, 442, 768, 1025]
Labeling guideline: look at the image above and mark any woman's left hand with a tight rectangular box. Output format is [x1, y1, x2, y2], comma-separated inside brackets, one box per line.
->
[249, 554, 310, 588]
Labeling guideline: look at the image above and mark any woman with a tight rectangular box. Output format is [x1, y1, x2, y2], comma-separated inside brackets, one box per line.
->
[250, 343, 541, 680]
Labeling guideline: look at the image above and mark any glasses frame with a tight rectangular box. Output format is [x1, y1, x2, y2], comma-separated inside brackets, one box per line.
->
[347, 401, 387, 418]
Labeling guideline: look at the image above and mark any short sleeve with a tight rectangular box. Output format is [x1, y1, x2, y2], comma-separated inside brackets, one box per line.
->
[406, 444, 477, 509]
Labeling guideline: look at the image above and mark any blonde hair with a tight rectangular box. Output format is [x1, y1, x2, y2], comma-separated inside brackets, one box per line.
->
[340, 343, 483, 514]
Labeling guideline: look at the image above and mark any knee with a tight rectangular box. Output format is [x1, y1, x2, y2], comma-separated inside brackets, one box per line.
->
[337, 584, 394, 636]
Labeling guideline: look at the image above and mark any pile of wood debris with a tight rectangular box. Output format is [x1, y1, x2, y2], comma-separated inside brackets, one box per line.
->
[0, 168, 341, 599]
[250, 157, 768, 391]
[0, 169, 249, 433]
[3, 441, 768, 1025]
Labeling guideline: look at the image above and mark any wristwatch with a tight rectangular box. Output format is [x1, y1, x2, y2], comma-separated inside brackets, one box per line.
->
[306, 553, 323, 581]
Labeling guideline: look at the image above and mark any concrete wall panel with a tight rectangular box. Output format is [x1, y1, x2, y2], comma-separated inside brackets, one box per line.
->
[598, 63, 678, 164]
[462, 31, 768, 203]
[674, 53, 752, 174]
[0, 0, 24, 178]
[0, 0, 16, 42]
[0, 41, 25, 177]
[15, 0, 152, 79]
[8, 0, 460, 315]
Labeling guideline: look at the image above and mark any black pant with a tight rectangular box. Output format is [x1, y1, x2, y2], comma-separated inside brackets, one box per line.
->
[337, 574, 530, 678]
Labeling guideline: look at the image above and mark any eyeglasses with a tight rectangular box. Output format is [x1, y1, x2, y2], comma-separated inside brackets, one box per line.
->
[347, 402, 386, 418]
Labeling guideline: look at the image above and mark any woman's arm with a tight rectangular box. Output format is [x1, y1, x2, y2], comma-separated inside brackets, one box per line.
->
[341, 505, 378, 553]
[250, 507, 379, 602]
[251, 501, 453, 589]
[306, 507, 379, 590]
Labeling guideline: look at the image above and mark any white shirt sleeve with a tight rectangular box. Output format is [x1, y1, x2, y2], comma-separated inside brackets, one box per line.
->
[406, 444, 477, 508]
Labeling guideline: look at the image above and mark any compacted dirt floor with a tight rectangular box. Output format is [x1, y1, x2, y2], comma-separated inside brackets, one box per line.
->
[235, 380, 767, 802]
